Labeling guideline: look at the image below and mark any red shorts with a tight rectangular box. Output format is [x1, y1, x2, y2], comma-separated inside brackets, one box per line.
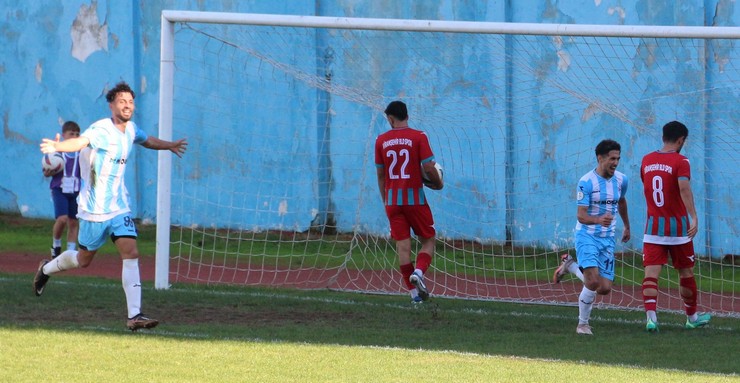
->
[385, 204, 435, 241]
[642, 241, 695, 269]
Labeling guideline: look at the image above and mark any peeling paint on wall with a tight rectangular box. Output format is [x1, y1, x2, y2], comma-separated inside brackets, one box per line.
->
[711, 0, 736, 73]
[70, 1, 108, 62]
[2, 111, 32, 143]
[551, 36, 571, 72]
[35, 60, 42, 82]
[278, 200, 288, 216]
[110, 32, 119, 49]
[608, 6, 627, 23]
[556, 50, 572, 72]
[0, 186, 20, 214]
[582, 103, 600, 122]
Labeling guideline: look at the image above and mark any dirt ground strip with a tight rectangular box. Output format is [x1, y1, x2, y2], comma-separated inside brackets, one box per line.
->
[2, 251, 736, 315]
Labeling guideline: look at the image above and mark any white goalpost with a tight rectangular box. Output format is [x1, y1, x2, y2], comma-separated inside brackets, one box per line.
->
[156, 11, 739, 316]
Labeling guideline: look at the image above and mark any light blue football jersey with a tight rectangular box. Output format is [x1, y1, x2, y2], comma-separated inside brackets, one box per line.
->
[574, 169, 628, 238]
[77, 118, 148, 221]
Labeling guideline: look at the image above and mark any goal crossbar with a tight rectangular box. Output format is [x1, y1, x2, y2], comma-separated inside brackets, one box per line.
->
[161, 10, 740, 38]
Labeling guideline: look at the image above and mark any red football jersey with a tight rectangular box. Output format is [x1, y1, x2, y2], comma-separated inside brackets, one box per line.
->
[640, 150, 691, 241]
[375, 127, 434, 206]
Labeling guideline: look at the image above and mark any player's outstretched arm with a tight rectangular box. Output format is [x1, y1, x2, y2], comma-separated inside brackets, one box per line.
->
[40, 134, 90, 154]
[142, 136, 188, 157]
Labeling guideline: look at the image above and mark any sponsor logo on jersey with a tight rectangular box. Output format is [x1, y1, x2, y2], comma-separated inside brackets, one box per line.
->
[643, 163, 673, 174]
[597, 199, 619, 205]
[382, 138, 413, 149]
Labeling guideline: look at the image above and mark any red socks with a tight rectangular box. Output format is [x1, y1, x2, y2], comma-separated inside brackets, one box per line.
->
[415, 252, 432, 273]
[680, 276, 698, 316]
[400, 263, 415, 289]
[643, 276, 699, 316]
[642, 277, 658, 312]
[401, 252, 433, 290]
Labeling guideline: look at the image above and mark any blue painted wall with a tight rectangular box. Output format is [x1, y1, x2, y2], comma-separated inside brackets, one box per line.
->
[1, 1, 738, 257]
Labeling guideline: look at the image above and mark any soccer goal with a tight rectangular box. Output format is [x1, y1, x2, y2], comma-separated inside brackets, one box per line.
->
[156, 11, 739, 317]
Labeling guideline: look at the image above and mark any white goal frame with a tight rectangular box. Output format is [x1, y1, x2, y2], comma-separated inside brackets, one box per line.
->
[155, 10, 739, 290]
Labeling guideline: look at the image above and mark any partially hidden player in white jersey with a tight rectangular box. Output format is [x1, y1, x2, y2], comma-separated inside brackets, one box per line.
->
[35, 81, 187, 331]
[553, 139, 631, 335]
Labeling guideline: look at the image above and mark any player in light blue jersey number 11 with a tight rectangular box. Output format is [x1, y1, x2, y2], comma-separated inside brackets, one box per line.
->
[554, 139, 631, 335]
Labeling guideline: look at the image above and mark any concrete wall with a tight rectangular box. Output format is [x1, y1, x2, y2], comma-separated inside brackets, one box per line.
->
[1, 1, 738, 256]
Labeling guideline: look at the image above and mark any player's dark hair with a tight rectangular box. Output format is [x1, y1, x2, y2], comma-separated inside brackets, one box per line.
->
[595, 139, 621, 157]
[384, 100, 408, 121]
[662, 120, 688, 143]
[105, 81, 135, 103]
[61, 121, 80, 133]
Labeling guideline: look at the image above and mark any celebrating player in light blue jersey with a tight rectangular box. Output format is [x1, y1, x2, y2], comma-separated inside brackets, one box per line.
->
[553, 139, 631, 335]
[35, 81, 187, 331]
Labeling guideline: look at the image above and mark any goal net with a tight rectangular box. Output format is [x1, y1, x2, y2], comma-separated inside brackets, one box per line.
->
[156, 11, 739, 317]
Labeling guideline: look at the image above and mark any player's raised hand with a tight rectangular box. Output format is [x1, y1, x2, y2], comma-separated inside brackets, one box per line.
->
[40, 134, 60, 154]
[170, 138, 188, 158]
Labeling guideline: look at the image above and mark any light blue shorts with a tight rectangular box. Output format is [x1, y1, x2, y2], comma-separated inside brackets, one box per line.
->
[574, 232, 616, 281]
[79, 212, 138, 251]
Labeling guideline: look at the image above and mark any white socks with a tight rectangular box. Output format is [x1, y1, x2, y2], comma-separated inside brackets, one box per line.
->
[647, 310, 658, 322]
[40, 252, 143, 319]
[409, 288, 419, 299]
[122, 258, 142, 318]
[51, 239, 76, 250]
[567, 261, 585, 282]
[578, 287, 596, 325]
[42, 250, 80, 275]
